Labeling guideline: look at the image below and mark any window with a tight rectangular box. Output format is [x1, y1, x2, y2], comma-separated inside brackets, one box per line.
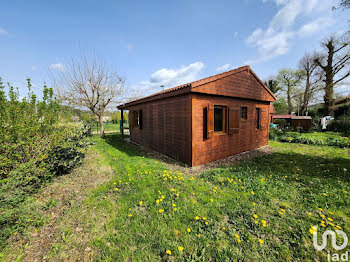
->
[255, 108, 261, 129]
[133, 110, 143, 129]
[214, 105, 227, 132]
[240, 107, 248, 120]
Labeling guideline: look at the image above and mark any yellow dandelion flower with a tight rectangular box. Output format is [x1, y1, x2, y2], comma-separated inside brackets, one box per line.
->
[166, 250, 171, 255]
[329, 222, 335, 227]
[318, 208, 323, 211]
[251, 191, 255, 195]
[197, 234, 201, 238]
[173, 203, 176, 207]
[254, 220, 258, 224]
[320, 223, 326, 227]
[307, 212, 312, 216]
[195, 216, 200, 220]
[174, 208, 177, 211]
[253, 214, 258, 219]
[309, 225, 317, 235]
[329, 211, 334, 215]
[258, 239, 264, 244]
[139, 201, 143, 205]
[222, 226, 226, 230]
[210, 199, 214, 202]
[178, 246, 183, 252]
[159, 209, 164, 213]
[252, 202, 256, 206]
[323, 193, 328, 196]
[203, 217, 206, 220]
[156, 199, 160, 204]
[205, 222, 208, 225]
[187, 228, 191, 232]
[176, 193, 180, 197]
[115, 188, 119, 191]
[128, 214, 132, 217]
[327, 217, 333, 222]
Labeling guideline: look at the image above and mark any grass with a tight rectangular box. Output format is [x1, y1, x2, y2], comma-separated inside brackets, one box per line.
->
[284, 131, 345, 138]
[2, 134, 350, 261]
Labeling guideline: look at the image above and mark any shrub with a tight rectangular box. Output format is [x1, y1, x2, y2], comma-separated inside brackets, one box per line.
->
[327, 116, 350, 137]
[0, 78, 90, 249]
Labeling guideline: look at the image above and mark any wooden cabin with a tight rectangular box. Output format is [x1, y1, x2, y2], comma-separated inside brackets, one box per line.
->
[118, 66, 276, 166]
[272, 114, 312, 131]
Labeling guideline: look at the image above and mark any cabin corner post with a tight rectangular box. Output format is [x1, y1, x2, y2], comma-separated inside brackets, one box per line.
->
[121, 109, 124, 138]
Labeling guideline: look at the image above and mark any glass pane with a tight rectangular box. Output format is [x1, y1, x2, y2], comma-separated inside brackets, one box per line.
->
[214, 107, 223, 131]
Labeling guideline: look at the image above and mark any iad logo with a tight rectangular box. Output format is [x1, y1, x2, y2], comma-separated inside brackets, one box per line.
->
[312, 225, 349, 261]
[312, 226, 348, 251]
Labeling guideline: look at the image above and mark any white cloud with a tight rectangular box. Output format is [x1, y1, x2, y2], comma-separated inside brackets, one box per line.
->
[132, 62, 204, 95]
[49, 63, 66, 72]
[246, 0, 334, 64]
[216, 64, 236, 72]
[297, 17, 334, 37]
[31, 66, 37, 71]
[234, 31, 238, 38]
[0, 27, 8, 36]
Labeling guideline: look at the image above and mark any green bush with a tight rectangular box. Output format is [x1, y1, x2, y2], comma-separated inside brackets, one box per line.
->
[0, 78, 90, 249]
[327, 116, 350, 137]
[270, 130, 350, 148]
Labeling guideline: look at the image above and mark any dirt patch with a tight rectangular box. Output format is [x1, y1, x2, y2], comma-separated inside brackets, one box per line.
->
[5, 147, 114, 262]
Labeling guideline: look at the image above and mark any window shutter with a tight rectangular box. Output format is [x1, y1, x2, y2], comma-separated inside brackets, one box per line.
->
[207, 104, 214, 138]
[229, 106, 240, 134]
[139, 110, 143, 129]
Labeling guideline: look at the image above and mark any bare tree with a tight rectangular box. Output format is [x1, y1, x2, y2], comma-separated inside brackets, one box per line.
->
[276, 69, 303, 114]
[298, 53, 322, 115]
[314, 34, 350, 116]
[51, 55, 125, 137]
[340, 0, 350, 8]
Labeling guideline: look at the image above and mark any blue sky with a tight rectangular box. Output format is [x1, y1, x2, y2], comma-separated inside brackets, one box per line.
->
[0, 0, 349, 99]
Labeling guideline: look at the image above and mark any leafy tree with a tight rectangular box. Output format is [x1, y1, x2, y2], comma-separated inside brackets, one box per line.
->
[314, 34, 350, 116]
[265, 78, 280, 94]
[276, 69, 303, 114]
[298, 53, 322, 115]
[273, 97, 289, 114]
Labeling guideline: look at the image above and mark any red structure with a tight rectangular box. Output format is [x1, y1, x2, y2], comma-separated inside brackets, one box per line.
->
[118, 66, 276, 166]
[272, 114, 312, 131]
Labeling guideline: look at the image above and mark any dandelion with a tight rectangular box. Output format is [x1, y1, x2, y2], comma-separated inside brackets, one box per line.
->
[210, 199, 214, 203]
[202, 217, 206, 220]
[307, 212, 312, 216]
[205, 222, 209, 225]
[327, 217, 333, 222]
[176, 193, 180, 197]
[309, 225, 317, 235]
[251, 191, 255, 195]
[159, 209, 164, 213]
[318, 208, 323, 211]
[173, 203, 176, 207]
[115, 188, 119, 191]
[195, 216, 200, 220]
[166, 250, 171, 255]
[258, 239, 264, 244]
[329, 211, 334, 215]
[139, 201, 143, 206]
[252, 202, 256, 206]
[262, 220, 267, 227]
[156, 199, 160, 204]
[323, 193, 328, 197]
[197, 234, 201, 238]
[253, 214, 258, 219]
[187, 228, 191, 232]
[329, 222, 335, 227]
[178, 246, 183, 252]
[174, 208, 177, 211]
[128, 214, 132, 217]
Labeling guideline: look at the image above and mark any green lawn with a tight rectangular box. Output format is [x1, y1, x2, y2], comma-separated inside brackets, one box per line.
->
[86, 135, 350, 261]
[2, 134, 350, 261]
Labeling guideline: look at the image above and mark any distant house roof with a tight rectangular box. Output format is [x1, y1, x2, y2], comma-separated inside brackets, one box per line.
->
[118, 65, 277, 109]
[273, 114, 312, 120]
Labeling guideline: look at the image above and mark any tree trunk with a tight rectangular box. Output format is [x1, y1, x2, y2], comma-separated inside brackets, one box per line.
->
[98, 115, 105, 137]
[287, 87, 293, 114]
[323, 41, 335, 116]
[301, 72, 311, 115]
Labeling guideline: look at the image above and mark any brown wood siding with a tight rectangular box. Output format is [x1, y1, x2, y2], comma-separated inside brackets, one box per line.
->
[191, 93, 271, 166]
[129, 94, 192, 165]
[192, 69, 275, 102]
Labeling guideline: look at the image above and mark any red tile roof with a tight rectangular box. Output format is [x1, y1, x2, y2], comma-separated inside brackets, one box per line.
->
[118, 65, 277, 109]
